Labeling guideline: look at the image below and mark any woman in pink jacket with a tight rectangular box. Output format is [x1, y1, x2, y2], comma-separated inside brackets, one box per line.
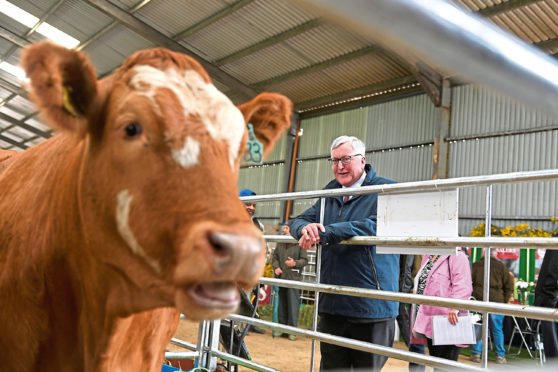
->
[410, 249, 472, 367]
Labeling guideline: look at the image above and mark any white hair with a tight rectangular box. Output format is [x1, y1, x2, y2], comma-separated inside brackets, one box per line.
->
[330, 135, 366, 156]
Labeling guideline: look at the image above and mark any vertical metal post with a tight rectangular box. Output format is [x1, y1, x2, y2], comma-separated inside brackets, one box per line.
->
[207, 320, 221, 371]
[310, 197, 326, 372]
[433, 78, 451, 180]
[196, 321, 209, 369]
[481, 185, 493, 368]
[282, 113, 301, 222]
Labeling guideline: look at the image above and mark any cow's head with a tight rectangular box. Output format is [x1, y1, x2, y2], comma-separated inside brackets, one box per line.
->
[21, 42, 292, 320]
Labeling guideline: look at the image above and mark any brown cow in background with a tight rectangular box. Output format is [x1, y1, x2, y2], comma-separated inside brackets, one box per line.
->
[0, 42, 292, 372]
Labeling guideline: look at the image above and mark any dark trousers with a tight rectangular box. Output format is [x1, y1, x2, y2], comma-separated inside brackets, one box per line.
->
[408, 343, 426, 372]
[278, 287, 301, 327]
[426, 338, 460, 372]
[319, 314, 395, 371]
[396, 302, 411, 346]
[540, 319, 558, 358]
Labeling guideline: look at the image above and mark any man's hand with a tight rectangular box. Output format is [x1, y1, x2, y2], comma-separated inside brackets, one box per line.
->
[274, 267, 283, 276]
[298, 223, 325, 250]
[285, 257, 296, 267]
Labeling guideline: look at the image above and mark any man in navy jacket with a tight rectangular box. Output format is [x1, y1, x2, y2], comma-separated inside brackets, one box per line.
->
[290, 135, 399, 371]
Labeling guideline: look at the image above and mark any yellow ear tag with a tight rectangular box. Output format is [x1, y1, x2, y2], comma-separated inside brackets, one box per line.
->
[243, 123, 264, 165]
[62, 86, 81, 117]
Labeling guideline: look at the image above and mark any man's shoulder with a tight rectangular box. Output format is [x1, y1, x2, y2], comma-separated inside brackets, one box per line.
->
[366, 172, 396, 186]
[371, 176, 396, 185]
[324, 178, 341, 190]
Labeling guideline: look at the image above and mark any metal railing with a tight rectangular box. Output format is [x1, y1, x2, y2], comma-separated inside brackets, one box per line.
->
[167, 169, 558, 371]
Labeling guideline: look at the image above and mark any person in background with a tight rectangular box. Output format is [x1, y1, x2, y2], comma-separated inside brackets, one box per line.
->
[398, 254, 416, 347]
[410, 249, 472, 369]
[470, 252, 514, 364]
[239, 188, 265, 231]
[407, 254, 427, 372]
[271, 222, 308, 341]
[290, 135, 399, 371]
[534, 249, 558, 358]
[238, 188, 267, 334]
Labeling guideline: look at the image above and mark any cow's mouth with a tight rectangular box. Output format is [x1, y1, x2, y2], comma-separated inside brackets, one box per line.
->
[188, 282, 239, 309]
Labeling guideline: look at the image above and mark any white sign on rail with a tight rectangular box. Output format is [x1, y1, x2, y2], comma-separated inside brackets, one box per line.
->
[376, 189, 459, 255]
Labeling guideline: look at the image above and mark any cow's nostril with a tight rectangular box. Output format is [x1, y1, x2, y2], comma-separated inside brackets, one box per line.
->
[209, 232, 234, 269]
[207, 232, 263, 275]
[209, 232, 231, 255]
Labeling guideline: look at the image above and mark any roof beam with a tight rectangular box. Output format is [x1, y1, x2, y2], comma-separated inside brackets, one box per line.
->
[83, 0, 258, 99]
[173, 0, 255, 41]
[478, 0, 543, 16]
[535, 36, 558, 51]
[295, 75, 418, 111]
[0, 25, 30, 48]
[0, 112, 52, 139]
[0, 77, 28, 98]
[215, 18, 322, 66]
[0, 133, 27, 149]
[413, 62, 443, 107]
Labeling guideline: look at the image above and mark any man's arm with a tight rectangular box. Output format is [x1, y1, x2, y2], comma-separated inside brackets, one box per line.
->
[271, 245, 280, 269]
[316, 216, 377, 245]
[289, 201, 320, 240]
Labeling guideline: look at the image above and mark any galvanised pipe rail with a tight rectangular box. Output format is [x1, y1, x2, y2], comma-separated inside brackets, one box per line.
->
[228, 315, 484, 372]
[169, 337, 197, 351]
[209, 348, 281, 372]
[240, 169, 558, 203]
[258, 278, 558, 322]
[164, 351, 198, 360]
[265, 235, 558, 249]
[295, 0, 558, 118]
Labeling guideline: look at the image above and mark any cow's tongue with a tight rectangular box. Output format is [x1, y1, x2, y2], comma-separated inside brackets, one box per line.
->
[189, 282, 239, 308]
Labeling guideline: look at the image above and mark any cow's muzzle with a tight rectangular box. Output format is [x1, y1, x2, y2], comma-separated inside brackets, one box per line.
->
[174, 226, 265, 319]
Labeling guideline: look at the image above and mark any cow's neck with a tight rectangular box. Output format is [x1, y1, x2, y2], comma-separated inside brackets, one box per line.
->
[0, 135, 176, 371]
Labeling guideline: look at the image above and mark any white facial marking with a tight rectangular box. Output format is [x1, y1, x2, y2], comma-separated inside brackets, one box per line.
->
[172, 135, 200, 168]
[130, 65, 245, 168]
[116, 190, 161, 273]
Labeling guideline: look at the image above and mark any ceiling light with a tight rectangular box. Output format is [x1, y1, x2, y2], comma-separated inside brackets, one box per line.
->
[0, 0, 79, 48]
[0, 61, 26, 80]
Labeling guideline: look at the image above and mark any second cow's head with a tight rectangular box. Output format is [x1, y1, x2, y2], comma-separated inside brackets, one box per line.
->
[22, 42, 292, 320]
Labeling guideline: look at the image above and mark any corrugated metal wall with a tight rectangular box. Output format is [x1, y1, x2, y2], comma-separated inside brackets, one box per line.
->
[292, 94, 437, 216]
[239, 84, 558, 236]
[451, 85, 558, 234]
[238, 133, 290, 227]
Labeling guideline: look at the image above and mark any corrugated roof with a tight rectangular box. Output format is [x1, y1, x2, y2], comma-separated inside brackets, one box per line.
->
[1, 0, 558, 150]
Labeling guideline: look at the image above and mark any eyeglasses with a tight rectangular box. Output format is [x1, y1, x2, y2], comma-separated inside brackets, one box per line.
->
[328, 154, 363, 166]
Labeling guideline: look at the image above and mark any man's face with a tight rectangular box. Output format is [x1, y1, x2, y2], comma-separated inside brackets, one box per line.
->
[282, 225, 290, 236]
[244, 202, 257, 217]
[331, 141, 365, 187]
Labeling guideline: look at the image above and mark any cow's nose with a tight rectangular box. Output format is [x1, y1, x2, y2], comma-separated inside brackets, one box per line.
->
[208, 232, 264, 278]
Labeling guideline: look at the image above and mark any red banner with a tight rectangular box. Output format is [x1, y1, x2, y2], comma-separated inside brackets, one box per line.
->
[258, 284, 271, 305]
[496, 248, 519, 259]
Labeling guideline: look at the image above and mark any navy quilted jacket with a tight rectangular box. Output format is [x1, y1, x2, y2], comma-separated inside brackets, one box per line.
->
[290, 164, 399, 319]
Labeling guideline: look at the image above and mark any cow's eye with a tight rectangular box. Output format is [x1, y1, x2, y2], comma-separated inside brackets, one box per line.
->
[125, 122, 143, 137]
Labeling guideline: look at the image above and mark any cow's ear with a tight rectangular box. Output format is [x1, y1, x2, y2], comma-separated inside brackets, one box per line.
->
[21, 41, 98, 137]
[238, 93, 293, 157]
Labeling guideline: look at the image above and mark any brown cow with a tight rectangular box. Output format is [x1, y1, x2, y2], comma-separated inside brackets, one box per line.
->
[0, 42, 292, 372]
[0, 149, 18, 174]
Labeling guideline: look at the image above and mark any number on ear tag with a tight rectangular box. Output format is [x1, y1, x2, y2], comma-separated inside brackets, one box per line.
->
[243, 123, 264, 165]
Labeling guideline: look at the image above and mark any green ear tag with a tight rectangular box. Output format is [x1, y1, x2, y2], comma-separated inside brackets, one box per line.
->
[243, 123, 264, 165]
